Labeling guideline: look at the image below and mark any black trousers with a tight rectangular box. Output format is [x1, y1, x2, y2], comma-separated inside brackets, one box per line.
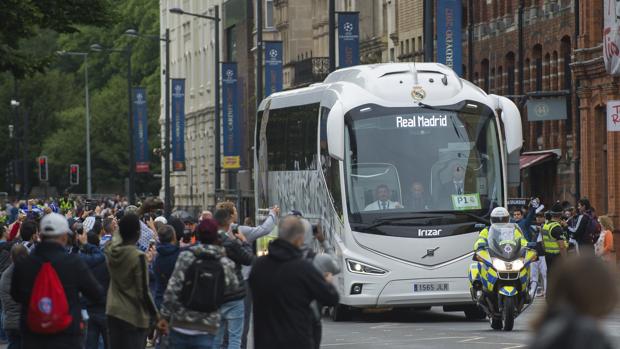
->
[107, 316, 148, 349]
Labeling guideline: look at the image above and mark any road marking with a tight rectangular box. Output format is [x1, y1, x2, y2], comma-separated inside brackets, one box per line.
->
[459, 336, 485, 342]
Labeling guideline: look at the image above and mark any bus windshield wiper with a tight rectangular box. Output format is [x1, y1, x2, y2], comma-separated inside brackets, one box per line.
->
[426, 210, 490, 225]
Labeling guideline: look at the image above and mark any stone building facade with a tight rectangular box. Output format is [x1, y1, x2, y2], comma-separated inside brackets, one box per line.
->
[160, 0, 223, 213]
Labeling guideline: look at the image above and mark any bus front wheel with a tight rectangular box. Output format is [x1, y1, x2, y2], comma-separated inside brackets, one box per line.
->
[331, 304, 353, 322]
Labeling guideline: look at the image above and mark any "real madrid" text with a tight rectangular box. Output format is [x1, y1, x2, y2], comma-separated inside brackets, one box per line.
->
[396, 115, 448, 128]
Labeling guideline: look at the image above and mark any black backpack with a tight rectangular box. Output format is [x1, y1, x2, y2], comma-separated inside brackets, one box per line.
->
[179, 251, 225, 313]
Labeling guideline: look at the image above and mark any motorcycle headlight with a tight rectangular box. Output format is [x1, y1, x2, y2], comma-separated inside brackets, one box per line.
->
[491, 258, 524, 272]
[346, 259, 388, 275]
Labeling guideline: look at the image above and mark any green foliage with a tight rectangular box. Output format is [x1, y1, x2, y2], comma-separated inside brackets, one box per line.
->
[1, 0, 162, 196]
[0, 0, 113, 78]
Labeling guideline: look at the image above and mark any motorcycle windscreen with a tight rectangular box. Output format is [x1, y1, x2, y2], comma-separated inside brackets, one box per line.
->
[487, 223, 523, 261]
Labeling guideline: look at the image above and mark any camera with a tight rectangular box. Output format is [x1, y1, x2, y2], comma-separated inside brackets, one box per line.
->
[311, 223, 319, 236]
[85, 199, 97, 212]
[182, 228, 193, 244]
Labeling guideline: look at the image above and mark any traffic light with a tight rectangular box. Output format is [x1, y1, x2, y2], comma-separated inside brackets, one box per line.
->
[69, 164, 79, 185]
[38, 156, 48, 182]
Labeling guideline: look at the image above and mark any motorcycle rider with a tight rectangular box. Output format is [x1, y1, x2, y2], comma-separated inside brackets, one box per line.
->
[474, 207, 528, 251]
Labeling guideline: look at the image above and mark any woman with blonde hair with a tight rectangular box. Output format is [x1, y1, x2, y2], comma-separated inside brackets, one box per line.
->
[595, 215, 615, 263]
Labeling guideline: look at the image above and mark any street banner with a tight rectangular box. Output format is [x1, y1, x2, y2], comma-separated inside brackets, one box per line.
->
[221, 63, 241, 169]
[607, 100, 620, 131]
[604, 1, 620, 75]
[526, 96, 567, 121]
[264, 41, 283, 97]
[171, 79, 186, 171]
[436, 0, 462, 76]
[338, 12, 360, 68]
[132, 87, 150, 173]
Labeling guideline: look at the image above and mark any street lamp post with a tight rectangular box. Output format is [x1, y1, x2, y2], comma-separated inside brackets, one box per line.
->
[90, 43, 136, 204]
[125, 28, 172, 216]
[56, 51, 92, 198]
[169, 6, 222, 195]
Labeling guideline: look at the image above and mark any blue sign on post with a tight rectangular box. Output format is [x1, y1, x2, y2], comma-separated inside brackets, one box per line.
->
[171, 79, 186, 171]
[132, 87, 150, 173]
[264, 41, 283, 97]
[436, 0, 462, 76]
[338, 12, 360, 68]
[221, 63, 240, 170]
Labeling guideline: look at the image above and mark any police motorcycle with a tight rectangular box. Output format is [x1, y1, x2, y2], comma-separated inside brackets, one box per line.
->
[468, 221, 538, 331]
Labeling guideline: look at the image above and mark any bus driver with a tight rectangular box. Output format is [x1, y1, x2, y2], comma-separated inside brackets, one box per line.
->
[365, 184, 403, 211]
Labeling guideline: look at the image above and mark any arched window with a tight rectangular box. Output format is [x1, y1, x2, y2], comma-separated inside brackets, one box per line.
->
[505, 52, 515, 95]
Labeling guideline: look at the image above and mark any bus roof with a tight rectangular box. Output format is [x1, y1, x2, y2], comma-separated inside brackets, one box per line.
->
[258, 63, 494, 113]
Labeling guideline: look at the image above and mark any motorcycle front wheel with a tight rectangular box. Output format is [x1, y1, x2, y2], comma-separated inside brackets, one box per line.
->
[502, 297, 515, 331]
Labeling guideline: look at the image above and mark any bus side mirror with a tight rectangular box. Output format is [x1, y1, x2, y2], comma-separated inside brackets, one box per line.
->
[493, 95, 523, 188]
[327, 101, 345, 161]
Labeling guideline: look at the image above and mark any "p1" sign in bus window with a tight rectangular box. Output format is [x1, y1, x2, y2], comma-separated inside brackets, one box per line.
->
[451, 193, 482, 210]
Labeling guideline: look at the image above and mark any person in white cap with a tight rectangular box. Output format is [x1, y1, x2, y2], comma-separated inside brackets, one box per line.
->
[10, 213, 104, 349]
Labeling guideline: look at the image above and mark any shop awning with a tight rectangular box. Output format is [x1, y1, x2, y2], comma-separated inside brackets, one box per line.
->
[519, 151, 559, 170]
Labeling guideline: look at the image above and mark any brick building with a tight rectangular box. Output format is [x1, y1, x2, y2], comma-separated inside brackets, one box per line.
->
[572, 1, 620, 221]
[463, 0, 578, 206]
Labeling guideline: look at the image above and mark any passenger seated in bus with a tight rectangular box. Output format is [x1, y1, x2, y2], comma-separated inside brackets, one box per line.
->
[434, 162, 469, 208]
[406, 181, 430, 211]
[364, 184, 402, 211]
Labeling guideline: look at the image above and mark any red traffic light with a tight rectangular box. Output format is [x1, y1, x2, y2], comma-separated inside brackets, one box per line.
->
[38, 156, 48, 182]
[69, 164, 79, 185]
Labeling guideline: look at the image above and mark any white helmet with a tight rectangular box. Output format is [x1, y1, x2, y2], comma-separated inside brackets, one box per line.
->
[490, 207, 510, 224]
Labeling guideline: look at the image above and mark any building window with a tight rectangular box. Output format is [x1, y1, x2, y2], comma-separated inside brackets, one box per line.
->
[481, 59, 490, 91]
[406, 39, 410, 54]
[417, 36, 422, 52]
[227, 26, 237, 61]
[265, 0, 274, 28]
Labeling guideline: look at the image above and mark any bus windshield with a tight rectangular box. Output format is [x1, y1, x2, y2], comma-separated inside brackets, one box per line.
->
[344, 103, 502, 225]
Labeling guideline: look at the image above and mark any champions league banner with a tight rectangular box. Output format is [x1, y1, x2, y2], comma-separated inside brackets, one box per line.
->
[436, 0, 462, 76]
[338, 12, 360, 68]
[132, 87, 150, 173]
[264, 41, 283, 97]
[171, 79, 186, 171]
[221, 63, 241, 170]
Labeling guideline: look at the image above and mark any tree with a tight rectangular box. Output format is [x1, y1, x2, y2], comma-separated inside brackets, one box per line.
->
[0, 0, 113, 78]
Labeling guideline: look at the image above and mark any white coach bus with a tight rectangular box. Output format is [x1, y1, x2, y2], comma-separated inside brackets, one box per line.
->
[254, 63, 523, 320]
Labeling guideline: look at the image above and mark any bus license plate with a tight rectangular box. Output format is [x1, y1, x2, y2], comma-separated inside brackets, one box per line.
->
[414, 282, 449, 292]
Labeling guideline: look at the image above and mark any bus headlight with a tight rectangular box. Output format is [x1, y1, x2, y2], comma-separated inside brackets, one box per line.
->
[346, 259, 388, 275]
[491, 258, 524, 272]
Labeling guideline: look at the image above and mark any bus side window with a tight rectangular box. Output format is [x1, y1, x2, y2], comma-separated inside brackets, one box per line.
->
[320, 107, 343, 216]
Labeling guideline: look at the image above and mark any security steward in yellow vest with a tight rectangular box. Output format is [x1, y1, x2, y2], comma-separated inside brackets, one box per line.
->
[541, 202, 567, 276]
[474, 207, 528, 251]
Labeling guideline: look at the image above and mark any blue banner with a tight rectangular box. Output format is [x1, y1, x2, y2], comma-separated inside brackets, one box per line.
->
[132, 87, 150, 173]
[171, 79, 186, 171]
[338, 12, 360, 68]
[221, 63, 240, 170]
[264, 41, 283, 97]
[436, 0, 462, 76]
